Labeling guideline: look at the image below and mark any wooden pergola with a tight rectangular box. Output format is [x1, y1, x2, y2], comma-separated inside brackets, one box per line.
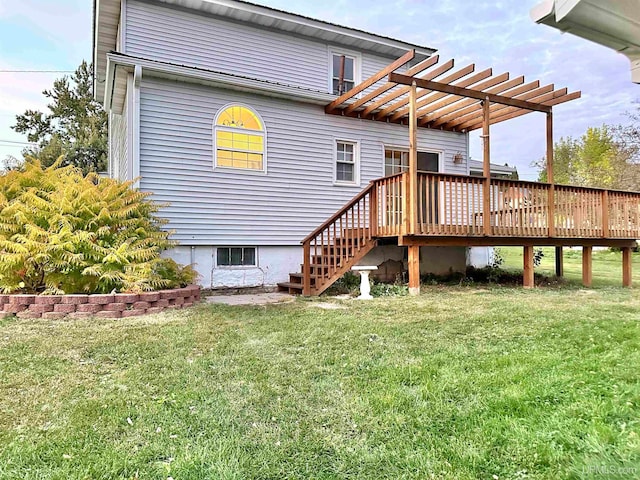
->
[313, 50, 634, 294]
[286, 51, 638, 296]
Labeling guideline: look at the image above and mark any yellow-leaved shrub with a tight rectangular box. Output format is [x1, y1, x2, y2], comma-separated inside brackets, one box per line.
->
[0, 159, 197, 294]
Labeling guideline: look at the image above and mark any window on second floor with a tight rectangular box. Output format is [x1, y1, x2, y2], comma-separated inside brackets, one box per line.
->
[330, 50, 360, 95]
[214, 104, 266, 172]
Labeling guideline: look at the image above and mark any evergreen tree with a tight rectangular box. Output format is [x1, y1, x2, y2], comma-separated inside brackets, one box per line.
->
[12, 61, 107, 174]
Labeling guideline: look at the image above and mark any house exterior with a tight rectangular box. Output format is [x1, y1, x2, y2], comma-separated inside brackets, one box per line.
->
[94, 0, 639, 294]
[94, 0, 477, 290]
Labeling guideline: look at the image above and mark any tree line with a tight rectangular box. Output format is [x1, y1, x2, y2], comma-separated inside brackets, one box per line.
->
[534, 107, 640, 190]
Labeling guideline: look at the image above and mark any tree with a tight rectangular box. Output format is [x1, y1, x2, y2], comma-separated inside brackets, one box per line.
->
[534, 124, 640, 190]
[12, 61, 107, 174]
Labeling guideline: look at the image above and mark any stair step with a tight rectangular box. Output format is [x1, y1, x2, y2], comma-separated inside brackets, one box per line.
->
[277, 281, 304, 294]
[289, 273, 317, 285]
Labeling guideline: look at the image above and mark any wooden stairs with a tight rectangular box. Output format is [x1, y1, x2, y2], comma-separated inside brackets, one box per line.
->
[278, 178, 391, 295]
[278, 235, 377, 295]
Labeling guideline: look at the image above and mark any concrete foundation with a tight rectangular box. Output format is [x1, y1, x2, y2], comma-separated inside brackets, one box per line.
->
[166, 244, 493, 289]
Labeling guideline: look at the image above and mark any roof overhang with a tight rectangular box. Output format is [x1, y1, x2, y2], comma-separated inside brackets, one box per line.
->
[325, 52, 580, 132]
[93, 0, 435, 103]
[104, 52, 336, 113]
[531, 0, 640, 84]
[93, 0, 121, 102]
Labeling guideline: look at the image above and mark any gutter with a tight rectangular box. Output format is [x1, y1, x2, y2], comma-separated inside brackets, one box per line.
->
[106, 52, 337, 106]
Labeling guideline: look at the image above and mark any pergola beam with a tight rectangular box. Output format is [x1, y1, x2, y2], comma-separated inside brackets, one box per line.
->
[389, 72, 553, 113]
[418, 73, 518, 126]
[389, 67, 493, 122]
[361, 59, 455, 117]
[425, 76, 530, 127]
[462, 90, 580, 131]
[441, 83, 556, 130]
[375, 63, 475, 120]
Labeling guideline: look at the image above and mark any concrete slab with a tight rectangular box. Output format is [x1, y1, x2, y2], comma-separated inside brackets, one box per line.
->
[205, 292, 294, 306]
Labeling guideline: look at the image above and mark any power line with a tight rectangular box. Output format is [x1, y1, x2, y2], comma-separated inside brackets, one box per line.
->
[0, 70, 74, 73]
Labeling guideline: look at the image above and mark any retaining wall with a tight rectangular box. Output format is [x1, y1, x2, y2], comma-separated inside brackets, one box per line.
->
[0, 285, 201, 319]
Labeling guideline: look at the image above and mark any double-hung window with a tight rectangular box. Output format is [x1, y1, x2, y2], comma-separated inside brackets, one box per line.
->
[384, 148, 409, 176]
[335, 140, 359, 185]
[330, 49, 360, 95]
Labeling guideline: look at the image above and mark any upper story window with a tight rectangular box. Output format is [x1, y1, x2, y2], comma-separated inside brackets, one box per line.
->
[329, 48, 361, 95]
[214, 104, 266, 171]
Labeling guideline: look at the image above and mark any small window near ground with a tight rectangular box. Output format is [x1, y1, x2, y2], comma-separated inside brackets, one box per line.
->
[216, 247, 256, 267]
[331, 53, 357, 95]
[335, 141, 358, 184]
[384, 148, 409, 176]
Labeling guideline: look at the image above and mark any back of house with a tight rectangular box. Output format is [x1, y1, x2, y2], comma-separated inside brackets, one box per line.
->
[94, 0, 481, 290]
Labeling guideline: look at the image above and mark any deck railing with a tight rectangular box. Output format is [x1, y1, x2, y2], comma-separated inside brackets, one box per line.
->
[377, 172, 640, 239]
[300, 173, 640, 295]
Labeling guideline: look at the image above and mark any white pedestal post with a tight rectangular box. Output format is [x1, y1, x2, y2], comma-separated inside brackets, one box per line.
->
[352, 266, 378, 300]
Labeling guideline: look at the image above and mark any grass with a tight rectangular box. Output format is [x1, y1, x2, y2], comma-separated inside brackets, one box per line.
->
[499, 247, 640, 287]
[1, 281, 640, 477]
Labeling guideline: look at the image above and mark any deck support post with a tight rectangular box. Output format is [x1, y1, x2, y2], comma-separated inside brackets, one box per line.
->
[408, 81, 418, 235]
[555, 246, 564, 277]
[523, 245, 534, 288]
[622, 247, 633, 287]
[582, 246, 593, 287]
[408, 245, 420, 296]
[546, 111, 555, 237]
[482, 97, 491, 236]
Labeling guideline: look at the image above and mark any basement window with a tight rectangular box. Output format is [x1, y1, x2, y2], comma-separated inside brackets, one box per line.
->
[216, 247, 257, 267]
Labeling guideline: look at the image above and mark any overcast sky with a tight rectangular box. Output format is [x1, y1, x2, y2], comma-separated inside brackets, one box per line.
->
[0, 0, 638, 178]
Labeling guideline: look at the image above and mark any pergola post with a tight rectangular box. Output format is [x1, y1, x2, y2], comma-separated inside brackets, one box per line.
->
[547, 111, 555, 237]
[409, 81, 418, 235]
[407, 82, 420, 296]
[582, 246, 593, 287]
[482, 96, 491, 236]
[523, 245, 534, 288]
[622, 247, 633, 287]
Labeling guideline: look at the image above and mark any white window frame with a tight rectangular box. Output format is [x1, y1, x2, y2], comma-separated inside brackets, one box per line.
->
[215, 246, 258, 269]
[328, 47, 362, 96]
[334, 139, 360, 186]
[212, 103, 267, 175]
[381, 145, 444, 177]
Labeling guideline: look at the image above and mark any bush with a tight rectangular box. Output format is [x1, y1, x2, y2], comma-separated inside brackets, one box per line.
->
[0, 159, 196, 294]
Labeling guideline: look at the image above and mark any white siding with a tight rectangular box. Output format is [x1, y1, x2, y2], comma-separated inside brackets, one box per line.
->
[125, 0, 396, 93]
[139, 76, 467, 245]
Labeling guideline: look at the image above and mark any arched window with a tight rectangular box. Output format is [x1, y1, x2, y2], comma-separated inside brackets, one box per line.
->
[214, 104, 266, 171]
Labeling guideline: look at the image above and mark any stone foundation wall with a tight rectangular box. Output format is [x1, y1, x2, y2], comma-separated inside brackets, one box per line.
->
[0, 285, 201, 319]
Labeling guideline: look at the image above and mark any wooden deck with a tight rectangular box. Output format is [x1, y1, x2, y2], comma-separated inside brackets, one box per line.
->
[283, 172, 640, 296]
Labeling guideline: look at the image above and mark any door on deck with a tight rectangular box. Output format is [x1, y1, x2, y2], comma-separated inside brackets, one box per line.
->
[418, 152, 439, 225]
[384, 149, 440, 229]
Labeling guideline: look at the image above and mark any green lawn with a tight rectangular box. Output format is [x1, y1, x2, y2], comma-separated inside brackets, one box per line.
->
[500, 247, 640, 288]
[2, 284, 640, 479]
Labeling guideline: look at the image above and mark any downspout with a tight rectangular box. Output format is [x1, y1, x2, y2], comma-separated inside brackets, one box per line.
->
[132, 65, 142, 187]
